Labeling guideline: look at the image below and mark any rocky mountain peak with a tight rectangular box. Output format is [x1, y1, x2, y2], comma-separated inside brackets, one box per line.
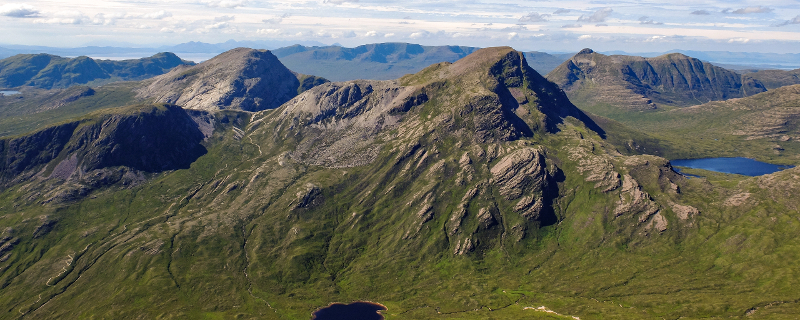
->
[136, 47, 300, 112]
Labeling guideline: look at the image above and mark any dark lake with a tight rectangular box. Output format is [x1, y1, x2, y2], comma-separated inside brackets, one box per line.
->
[671, 157, 794, 176]
[312, 302, 386, 320]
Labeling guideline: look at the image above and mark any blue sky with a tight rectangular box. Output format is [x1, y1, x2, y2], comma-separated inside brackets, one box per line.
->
[1, 0, 799, 53]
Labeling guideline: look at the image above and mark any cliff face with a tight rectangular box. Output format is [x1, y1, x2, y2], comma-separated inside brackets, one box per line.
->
[136, 48, 300, 112]
[547, 49, 767, 110]
[0, 104, 207, 195]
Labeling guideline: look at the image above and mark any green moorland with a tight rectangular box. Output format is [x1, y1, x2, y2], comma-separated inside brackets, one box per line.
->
[572, 84, 800, 165]
[0, 83, 138, 137]
[0, 47, 799, 320]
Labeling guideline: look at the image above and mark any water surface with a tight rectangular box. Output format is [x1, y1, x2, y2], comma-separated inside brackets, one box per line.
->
[0, 91, 20, 96]
[671, 157, 793, 176]
[312, 302, 386, 320]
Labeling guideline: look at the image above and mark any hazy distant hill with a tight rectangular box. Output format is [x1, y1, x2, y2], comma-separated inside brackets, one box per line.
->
[273, 43, 572, 81]
[273, 43, 480, 81]
[743, 68, 800, 90]
[523, 51, 573, 74]
[547, 48, 767, 113]
[0, 52, 193, 89]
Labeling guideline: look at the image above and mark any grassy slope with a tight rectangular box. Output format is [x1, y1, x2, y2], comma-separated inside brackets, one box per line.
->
[3, 113, 799, 319]
[0, 48, 799, 320]
[0, 83, 138, 137]
[576, 85, 800, 164]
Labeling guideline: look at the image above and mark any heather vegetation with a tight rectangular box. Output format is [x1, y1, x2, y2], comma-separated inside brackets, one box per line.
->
[0, 45, 798, 320]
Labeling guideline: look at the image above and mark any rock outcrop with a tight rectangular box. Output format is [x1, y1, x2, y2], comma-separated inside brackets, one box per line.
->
[137, 48, 300, 112]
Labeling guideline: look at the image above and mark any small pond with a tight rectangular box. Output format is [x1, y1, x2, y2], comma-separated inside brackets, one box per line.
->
[0, 90, 20, 96]
[671, 157, 794, 176]
[312, 302, 386, 320]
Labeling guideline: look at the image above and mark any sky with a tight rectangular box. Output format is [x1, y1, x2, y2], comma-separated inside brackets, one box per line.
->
[1, 0, 800, 53]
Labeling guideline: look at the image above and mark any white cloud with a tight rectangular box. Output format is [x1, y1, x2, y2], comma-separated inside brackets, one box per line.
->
[731, 6, 773, 14]
[263, 13, 289, 24]
[34, 11, 89, 25]
[0, 4, 39, 18]
[409, 31, 430, 39]
[691, 10, 710, 15]
[562, 24, 582, 28]
[638, 16, 662, 25]
[323, 0, 358, 4]
[215, 15, 234, 22]
[553, 8, 570, 15]
[257, 28, 281, 35]
[775, 15, 800, 27]
[578, 7, 612, 23]
[364, 30, 378, 37]
[578, 34, 592, 40]
[203, 0, 248, 8]
[205, 22, 228, 29]
[91, 13, 123, 25]
[519, 12, 549, 23]
[508, 32, 518, 40]
[728, 37, 750, 43]
[384, 33, 395, 37]
[143, 10, 172, 19]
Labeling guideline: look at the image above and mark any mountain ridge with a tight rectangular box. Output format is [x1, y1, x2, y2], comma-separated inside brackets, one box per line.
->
[1, 45, 800, 319]
[547, 48, 767, 112]
[0, 52, 194, 89]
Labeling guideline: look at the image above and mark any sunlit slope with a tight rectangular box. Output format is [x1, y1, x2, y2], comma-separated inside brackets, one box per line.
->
[0, 47, 798, 320]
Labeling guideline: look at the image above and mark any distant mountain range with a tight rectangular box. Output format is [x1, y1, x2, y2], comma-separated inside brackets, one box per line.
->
[0, 52, 194, 89]
[0, 39, 327, 60]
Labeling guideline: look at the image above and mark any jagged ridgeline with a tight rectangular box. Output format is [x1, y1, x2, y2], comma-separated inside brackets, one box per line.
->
[547, 48, 767, 112]
[1, 46, 800, 319]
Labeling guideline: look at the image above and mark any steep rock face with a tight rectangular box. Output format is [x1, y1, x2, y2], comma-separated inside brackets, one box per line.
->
[0, 104, 208, 193]
[273, 80, 416, 168]
[270, 47, 599, 168]
[547, 49, 767, 110]
[401, 46, 600, 135]
[136, 48, 300, 112]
